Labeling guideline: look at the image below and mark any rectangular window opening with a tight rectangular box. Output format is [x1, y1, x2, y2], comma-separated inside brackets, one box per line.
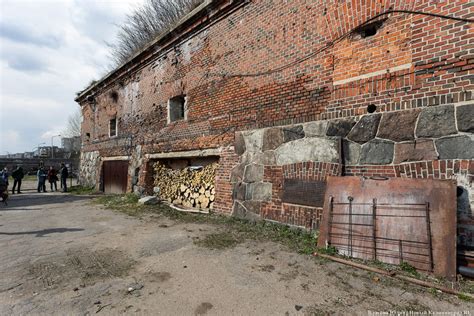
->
[109, 118, 117, 137]
[168, 95, 186, 123]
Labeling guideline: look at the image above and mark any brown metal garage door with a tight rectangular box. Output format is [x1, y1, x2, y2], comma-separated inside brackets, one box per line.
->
[103, 160, 128, 194]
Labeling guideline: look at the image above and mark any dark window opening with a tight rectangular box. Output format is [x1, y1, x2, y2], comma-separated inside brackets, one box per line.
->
[86, 133, 91, 141]
[356, 19, 386, 38]
[367, 104, 377, 113]
[109, 90, 119, 102]
[109, 118, 117, 137]
[168, 95, 186, 123]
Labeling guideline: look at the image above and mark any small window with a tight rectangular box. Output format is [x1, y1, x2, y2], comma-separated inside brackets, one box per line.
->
[168, 95, 186, 123]
[109, 118, 117, 137]
[86, 132, 91, 141]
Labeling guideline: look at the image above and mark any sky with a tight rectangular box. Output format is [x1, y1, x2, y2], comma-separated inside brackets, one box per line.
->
[0, 0, 143, 154]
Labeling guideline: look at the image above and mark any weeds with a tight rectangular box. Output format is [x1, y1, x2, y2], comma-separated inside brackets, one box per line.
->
[195, 232, 241, 250]
[94, 194, 318, 254]
[69, 185, 96, 195]
[458, 293, 474, 302]
[316, 246, 338, 255]
[399, 261, 420, 277]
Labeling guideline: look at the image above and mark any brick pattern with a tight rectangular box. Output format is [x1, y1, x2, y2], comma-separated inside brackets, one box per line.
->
[77, 1, 473, 240]
[79, 0, 474, 155]
[261, 162, 342, 230]
[214, 146, 240, 214]
[283, 162, 342, 180]
[265, 203, 323, 231]
[345, 159, 473, 181]
[345, 165, 398, 178]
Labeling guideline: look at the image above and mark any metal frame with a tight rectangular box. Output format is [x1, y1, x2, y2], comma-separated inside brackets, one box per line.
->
[327, 196, 433, 272]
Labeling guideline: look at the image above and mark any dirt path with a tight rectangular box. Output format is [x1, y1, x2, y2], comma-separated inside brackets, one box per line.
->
[0, 181, 472, 315]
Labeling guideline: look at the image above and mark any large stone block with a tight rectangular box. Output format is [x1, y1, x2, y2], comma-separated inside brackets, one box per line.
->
[283, 125, 305, 142]
[261, 151, 276, 165]
[274, 137, 340, 165]
[232, 201, 261, 222]
[394, 139, 438, 164]
[360, 139, 394, 164]
[377, 109, 420, 142]
[241, 151, 260, 165]
[243, 129, 264, 152]
[243, 163, 264, 183]
[435, 135, 474, 159]
[416, 105, 457, 138]
[242, 200, 262, 215]
[232, 182, 247, 201]
[326, 118, 356, 137]
[230, 163, 246, 183]
[303, 121, 328, 137]
[246, 182, 272, 201]
[456, 104, 474, 133]
[138, 196, 159, 205]
[347, 114, 381, 144]
[342, 140, 360, 165]
[262, 127, 284, 151]
[234, 132, 246, 155]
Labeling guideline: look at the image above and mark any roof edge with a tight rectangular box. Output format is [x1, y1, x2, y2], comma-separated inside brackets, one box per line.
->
[75, 0, 239, 103]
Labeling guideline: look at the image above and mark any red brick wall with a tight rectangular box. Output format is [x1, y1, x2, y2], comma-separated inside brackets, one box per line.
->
[214, 147, 240, 214]
[261, 162, 341, 230]
[79, 0, 473, 153]
[77, 1, 473, 238]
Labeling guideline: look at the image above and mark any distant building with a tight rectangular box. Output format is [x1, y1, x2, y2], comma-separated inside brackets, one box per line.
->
[62, 137, 81, 157]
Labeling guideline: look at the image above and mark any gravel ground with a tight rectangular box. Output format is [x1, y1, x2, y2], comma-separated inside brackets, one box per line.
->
[0, 181, 472, 315]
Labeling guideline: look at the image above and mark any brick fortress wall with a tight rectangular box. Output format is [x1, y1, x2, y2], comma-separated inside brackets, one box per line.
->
[77, 1, 474, 247]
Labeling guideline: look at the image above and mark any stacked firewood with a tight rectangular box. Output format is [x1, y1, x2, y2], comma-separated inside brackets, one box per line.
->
[153, 162, 217, 210]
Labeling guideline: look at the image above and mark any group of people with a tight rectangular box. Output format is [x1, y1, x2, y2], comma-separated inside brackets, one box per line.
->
[36, 164, 69, 193]
[0, 163, 69, 195]
[0, 166, 25, 194]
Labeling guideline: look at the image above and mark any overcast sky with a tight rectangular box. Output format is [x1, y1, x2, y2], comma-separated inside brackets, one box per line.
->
[0, 0, 143, 154]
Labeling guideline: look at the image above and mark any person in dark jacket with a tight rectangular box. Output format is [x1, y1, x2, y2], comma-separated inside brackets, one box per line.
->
[47, 166, 58, 192]
[11, 166, 24, 194]
[0, 167, 8, 188]
[60, 163, 69, 192]
[37, 167, 47, 193]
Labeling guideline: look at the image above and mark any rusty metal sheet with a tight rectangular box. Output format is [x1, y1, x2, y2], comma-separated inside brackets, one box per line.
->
[318, 176, 457, 280]
[282, 179, 326, 207]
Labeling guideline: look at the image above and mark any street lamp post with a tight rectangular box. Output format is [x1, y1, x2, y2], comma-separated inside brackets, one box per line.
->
[51, 135, 61, 159]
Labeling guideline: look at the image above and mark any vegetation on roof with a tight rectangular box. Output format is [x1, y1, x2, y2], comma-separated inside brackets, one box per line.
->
[108, 0, 203, 68]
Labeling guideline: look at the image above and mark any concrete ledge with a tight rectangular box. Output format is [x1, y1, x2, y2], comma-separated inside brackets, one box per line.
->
[333, 63, 412, 86]
[102, 156, 130, 161]
[145, 148, 222, 159]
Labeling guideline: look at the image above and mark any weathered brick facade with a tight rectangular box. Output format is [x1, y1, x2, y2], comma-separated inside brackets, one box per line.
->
[76, 0, 474, 248]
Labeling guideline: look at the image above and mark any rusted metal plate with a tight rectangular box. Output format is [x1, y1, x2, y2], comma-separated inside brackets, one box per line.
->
[318, 176, 457, 280]
[103, 160, 129, 194]
[282, 179, 326, 207]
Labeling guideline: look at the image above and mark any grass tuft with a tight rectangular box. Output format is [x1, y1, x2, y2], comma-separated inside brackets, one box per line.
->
[68, 185, 97, 195]
[94, 194, 318, 254]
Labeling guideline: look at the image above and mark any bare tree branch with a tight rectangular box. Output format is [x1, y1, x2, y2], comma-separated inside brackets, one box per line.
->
[63, 109, 82, 137]
[107, 0, 203, 69]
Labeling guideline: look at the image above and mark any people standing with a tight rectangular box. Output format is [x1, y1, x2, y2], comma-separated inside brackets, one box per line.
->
[60, 163, 69, 192]
[0, 167, 8, 189]
[37, 167, 47, 193]
[11, 166, 24, 194]
[47, 166, 58, 192]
